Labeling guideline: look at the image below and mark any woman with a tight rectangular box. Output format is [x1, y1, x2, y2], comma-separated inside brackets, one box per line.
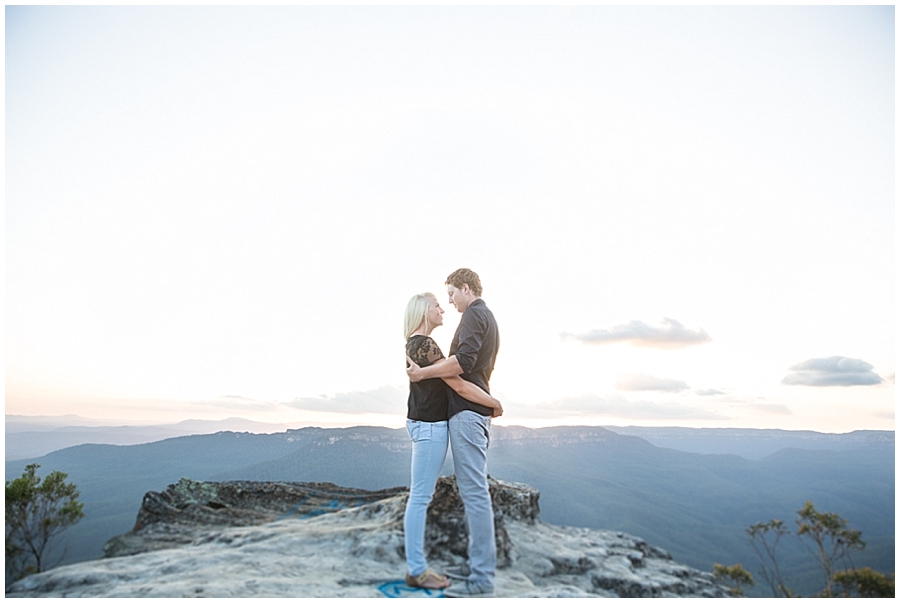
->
[402, 292, 503, 590]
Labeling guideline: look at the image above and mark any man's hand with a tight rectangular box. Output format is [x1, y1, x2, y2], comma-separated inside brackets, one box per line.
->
[492, 404, 503, 418]
[406, 355, 424, 383]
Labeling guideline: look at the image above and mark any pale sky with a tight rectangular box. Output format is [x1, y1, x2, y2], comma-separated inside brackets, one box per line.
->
[5, 5, 895, 433]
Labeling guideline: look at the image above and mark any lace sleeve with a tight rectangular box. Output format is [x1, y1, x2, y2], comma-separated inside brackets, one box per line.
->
[407, 336, 445, 368]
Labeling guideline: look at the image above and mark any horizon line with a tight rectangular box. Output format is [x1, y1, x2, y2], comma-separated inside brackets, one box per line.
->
[5, 413, 894, 436]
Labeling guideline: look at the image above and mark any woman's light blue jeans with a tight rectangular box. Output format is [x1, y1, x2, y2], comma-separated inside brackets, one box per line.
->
[404, 419, 449, 577]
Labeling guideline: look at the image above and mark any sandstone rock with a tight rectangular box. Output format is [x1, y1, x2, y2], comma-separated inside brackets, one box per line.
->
[103, 478, 406, 557]
[9, 476, 734, 598]
[424, 475, 538, 569]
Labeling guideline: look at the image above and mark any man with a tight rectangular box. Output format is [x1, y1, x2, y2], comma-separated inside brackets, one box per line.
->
[406, 268, 500, 597]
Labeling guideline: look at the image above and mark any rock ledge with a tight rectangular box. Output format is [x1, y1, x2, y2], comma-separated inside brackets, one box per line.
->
[9, 476, 732, 598]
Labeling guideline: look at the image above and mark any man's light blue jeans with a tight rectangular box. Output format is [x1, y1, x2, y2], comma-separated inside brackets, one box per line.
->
[449, 410, 495, 588]
[404, 419, 449, 577]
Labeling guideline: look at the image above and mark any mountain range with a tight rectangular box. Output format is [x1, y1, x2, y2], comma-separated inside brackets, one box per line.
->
[4, 421, 893, 597]
[6, 413, 888, 461]
[5, 415, 293, 461]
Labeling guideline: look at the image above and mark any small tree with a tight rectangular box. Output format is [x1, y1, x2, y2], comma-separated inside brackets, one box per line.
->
[747, 518, 792, 597]
[713, 562, 755, 596]
[5, 464, 85, 584]
[795, 500, 865, 597]
[833, 567, 895, 598]
[736, 502, 883, 597]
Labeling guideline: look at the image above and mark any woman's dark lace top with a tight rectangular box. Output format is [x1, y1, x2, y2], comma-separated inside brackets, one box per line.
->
[406, 335, 449, 422]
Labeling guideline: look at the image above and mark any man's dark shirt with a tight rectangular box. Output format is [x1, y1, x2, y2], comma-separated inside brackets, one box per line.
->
[448, 298, 500, 418]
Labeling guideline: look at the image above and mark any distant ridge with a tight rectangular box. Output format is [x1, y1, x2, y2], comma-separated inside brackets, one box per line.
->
[6, 413, 292, 432]
[8, 414, 891, 460]
[604, 426, 894, 459]
[5, 415, 295, 460]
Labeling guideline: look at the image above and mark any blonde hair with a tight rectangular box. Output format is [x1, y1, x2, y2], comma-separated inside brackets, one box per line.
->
[404, 293, 435, 340]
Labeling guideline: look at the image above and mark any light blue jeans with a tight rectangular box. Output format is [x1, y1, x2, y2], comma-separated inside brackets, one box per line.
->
[404, 419, 449, 576]
[449, 410, 495, 588]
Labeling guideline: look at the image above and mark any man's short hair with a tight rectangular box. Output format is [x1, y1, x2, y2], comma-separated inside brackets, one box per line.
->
[446, 268, 483, 297]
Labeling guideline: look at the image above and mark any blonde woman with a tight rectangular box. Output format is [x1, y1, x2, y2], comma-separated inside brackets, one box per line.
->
[402, 293, 502, 590]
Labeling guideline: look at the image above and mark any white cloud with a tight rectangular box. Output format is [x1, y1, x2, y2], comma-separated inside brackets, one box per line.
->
[562, 318, 711, 350]
[781, 356, 883, 387]
[615, 374, 690, 392]
[289, 385, 406, 414]
[189, 397, 285, 413]
[742, 402, 793, 416]
[516, 393, 721, 420]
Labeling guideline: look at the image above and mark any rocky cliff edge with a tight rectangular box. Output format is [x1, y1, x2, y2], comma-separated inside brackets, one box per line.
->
[8, 476, 732, 597]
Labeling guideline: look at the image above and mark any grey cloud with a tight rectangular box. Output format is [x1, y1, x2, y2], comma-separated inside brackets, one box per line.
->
[289, 385, 406, 414]
[562, 318, 711, 350]
[517, 393, 721, 420]
[694, 389, 725, 396]
[782, 356, 883, 387]
[615, 374, 690, 392]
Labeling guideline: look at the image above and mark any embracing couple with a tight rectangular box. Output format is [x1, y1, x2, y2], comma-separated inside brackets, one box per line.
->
[402, 268, 501, 598]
